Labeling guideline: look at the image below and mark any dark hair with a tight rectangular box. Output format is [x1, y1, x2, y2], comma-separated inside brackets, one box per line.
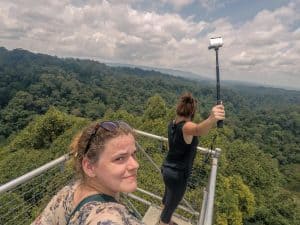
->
[176, 92, 197, 119]
[70, 121, 134, 180]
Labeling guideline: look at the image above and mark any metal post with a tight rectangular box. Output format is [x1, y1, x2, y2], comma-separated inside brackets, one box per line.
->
[198, 187, 208, 225]
[203, 148, 221, 225]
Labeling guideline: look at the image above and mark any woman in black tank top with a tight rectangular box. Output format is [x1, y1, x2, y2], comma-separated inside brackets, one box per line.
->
[159, 92, 225, 225]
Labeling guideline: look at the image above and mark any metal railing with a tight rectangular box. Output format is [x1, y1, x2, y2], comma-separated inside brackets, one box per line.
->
[0, 154, 70, 194]
[134, 129, 221, 225]
[0, 129, 221, 225]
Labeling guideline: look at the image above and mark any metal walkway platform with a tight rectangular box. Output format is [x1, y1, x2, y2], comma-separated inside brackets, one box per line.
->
[142, 206, 192, 225]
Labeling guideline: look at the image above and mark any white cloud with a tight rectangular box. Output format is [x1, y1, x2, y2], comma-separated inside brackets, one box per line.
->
[197, 0, 234, 11]
[161, 0, 194, 10]
[219, 2, 300, 88]
[198, 0, 218, 10]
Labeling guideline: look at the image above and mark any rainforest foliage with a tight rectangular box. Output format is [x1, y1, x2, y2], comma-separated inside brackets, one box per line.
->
[0, 47, 299, 225]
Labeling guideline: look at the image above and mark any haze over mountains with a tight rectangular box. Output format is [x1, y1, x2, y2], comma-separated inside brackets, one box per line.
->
[106, 62, 300, 91]
[1, 46, 298, 91]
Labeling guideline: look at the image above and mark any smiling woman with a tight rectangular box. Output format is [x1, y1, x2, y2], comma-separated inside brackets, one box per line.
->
[31, 121, 144, 225]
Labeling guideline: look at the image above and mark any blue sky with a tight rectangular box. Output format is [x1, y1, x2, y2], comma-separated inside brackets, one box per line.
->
[0, 0, 299, 90]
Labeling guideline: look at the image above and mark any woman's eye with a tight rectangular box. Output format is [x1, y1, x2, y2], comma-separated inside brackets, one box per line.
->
[116, 157, 125, 161]
[115, 151, 136, 162]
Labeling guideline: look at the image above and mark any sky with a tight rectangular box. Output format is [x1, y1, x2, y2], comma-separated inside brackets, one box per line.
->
[0, 0, 299, 90]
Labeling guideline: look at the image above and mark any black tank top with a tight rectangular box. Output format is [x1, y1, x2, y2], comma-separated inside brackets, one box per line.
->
[163, 121, 199, 176]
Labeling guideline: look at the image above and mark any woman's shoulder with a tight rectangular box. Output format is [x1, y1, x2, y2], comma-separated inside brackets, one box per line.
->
[31, 181, 79, 225]
[53, 180, 78, 204]
[168, 120, 186, 131]
[82, 201, 144, 225]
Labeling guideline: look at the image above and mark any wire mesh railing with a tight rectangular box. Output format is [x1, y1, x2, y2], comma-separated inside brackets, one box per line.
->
[0, 129, 220, 225]
[0, 160, 74, 225]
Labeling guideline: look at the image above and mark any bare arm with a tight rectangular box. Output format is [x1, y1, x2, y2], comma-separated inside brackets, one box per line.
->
[183, 104, 225, 137]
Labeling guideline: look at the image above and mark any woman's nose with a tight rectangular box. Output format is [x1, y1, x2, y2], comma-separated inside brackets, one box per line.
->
[128, 155, 139, 170]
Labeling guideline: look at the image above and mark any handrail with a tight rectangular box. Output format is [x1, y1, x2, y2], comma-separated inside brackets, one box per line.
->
[0, 154, 70, 194]
[0, 155, 198, 217]
[134, 129, 217, 155]
[0, 130, 210, 195]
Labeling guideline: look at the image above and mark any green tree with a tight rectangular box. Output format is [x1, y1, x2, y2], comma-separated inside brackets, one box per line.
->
[143, 94, 167, 120]
[223, 140, 281, 191]
[215, 175, 255, 225]
[8, 107, 72, 151]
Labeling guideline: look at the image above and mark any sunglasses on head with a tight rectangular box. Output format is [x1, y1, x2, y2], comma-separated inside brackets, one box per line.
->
[83, 121, 132, 155]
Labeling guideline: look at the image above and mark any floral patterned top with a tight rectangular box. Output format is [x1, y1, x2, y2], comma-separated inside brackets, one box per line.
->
[31, 181, 144, 225]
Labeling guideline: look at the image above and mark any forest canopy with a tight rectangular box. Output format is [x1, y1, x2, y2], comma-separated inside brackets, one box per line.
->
[0, 47, 299, 225]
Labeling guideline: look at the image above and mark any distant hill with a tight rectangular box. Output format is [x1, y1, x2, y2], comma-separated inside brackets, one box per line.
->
[106, 62, 213, 83]
[106, 62, 300, 91]
[0, 46, 299, 224]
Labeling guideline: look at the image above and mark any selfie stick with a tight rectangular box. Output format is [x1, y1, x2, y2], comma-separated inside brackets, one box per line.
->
[208, 37, 223, 128]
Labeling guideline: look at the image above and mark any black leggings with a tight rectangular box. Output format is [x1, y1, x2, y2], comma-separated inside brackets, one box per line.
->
[160, 167, 188, 223]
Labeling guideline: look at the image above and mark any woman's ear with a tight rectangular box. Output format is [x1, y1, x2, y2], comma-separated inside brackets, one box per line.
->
[82, 157, 96, 178]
